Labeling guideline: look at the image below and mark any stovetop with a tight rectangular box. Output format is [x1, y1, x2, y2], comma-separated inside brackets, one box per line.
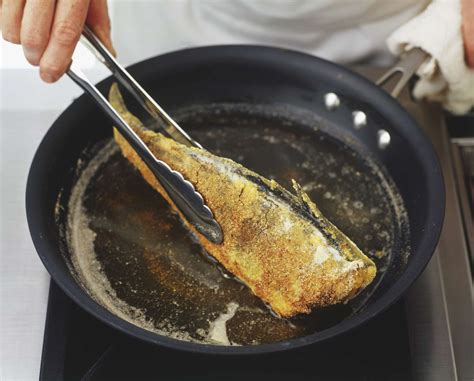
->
[38, 70, 473, 381]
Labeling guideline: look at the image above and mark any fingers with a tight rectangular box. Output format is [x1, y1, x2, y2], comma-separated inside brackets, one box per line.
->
[87, 0, 116, 56]
[461, 0, 474, 68]
[1, 0, 25, 44]
[39, 0, 90, 83]
[1, 0, 114, 82]
[20, 0, 56, 65]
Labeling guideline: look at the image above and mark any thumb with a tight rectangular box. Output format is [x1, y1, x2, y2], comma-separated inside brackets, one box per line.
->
[86, 0, 116, 57]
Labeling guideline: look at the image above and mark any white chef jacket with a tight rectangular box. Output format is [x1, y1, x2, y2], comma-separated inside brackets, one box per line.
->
[110, 0, 474, 114]
[111, 0, 430, 66]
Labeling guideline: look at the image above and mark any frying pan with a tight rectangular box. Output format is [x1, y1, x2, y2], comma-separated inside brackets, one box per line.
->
[26, 46, 444, 354]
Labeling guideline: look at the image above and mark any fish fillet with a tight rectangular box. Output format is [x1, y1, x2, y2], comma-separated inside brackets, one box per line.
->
[109, 84, 376, 318]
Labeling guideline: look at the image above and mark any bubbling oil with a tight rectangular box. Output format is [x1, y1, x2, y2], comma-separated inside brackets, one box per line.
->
[66, 103, 410, 346]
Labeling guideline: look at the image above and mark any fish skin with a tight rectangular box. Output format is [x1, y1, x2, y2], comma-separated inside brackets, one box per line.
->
[109, 84, 376, 318]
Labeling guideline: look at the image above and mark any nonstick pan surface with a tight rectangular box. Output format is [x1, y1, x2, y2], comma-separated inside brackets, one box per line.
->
[26, 46, 444, 354]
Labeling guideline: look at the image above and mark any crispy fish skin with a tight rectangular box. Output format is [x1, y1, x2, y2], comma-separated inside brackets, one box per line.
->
[109, 84, 376, 318]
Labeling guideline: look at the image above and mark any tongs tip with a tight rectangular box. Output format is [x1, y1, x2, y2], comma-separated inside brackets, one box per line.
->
[69, 26, 224, 245]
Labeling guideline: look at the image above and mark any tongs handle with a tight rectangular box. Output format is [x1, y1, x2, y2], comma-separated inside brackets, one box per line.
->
[66, 48, 222, 244]
[81, 25, 201, 148]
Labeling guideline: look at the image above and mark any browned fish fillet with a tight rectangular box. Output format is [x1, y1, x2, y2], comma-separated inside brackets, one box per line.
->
[109, 84, 376, 318]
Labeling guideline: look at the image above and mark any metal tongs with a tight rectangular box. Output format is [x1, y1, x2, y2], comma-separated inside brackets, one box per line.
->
[67, 26, 223, 244]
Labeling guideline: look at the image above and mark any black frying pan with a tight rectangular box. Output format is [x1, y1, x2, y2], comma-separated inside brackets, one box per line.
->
[26, 46, 444, 354]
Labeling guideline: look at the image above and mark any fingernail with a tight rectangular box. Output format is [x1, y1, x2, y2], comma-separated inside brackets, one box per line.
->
[95, 28, 117, 57]
[109, 44, 117, 57]
[3, 32, 21, 44]
[23, 48, 41, 65]
[41, 72, 56, 83]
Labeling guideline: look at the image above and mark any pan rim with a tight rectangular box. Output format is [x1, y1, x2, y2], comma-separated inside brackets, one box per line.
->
[26, 44, 445, 354]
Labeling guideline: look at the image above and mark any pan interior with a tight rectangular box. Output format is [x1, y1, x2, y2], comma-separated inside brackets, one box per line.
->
[62, 102, 410, 346]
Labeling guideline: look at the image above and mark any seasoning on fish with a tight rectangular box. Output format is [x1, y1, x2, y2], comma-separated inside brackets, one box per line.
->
[109, 84, 376, 318]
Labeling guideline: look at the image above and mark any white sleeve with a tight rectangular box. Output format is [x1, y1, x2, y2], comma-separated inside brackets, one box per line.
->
[387, 0, 474, 115]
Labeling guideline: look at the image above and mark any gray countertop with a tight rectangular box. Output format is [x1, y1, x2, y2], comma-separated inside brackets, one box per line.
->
[1, 110, 61, 381]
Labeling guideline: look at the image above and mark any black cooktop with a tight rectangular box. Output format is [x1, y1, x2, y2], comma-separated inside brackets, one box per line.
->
[40, 281, 412, 381]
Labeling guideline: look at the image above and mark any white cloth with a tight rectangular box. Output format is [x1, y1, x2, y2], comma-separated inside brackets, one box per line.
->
[388, 0, 474, 114]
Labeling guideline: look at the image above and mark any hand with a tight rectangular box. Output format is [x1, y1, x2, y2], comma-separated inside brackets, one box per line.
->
[0, 0, 115, 83]
[462, 0, 474, 68]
